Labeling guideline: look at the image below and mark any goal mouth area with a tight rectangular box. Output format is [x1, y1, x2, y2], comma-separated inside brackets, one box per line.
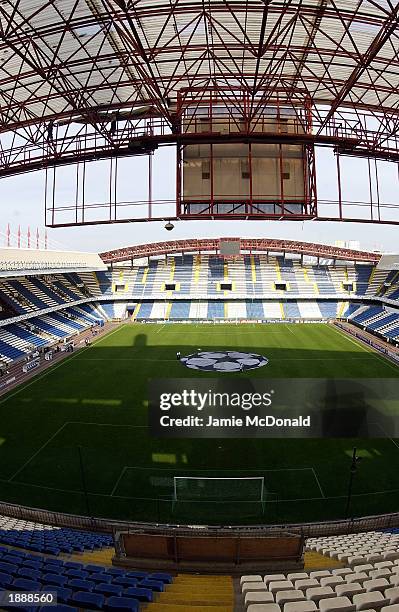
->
[173, 476, 267, 503]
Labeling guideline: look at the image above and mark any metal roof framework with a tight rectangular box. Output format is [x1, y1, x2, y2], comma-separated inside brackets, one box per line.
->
[100, 237, 382, 263]
[0, 0, 398, 225]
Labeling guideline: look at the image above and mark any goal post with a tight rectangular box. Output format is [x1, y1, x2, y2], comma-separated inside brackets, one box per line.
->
[172, 476, 266, 513]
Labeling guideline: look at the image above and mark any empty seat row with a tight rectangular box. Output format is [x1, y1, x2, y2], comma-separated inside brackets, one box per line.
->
[0, 545, 173, 611]
[245, 601, 399, 612]
[241, 574, 399, 612]
[305, 532, 399, 566]
[0, 515, 112, 555]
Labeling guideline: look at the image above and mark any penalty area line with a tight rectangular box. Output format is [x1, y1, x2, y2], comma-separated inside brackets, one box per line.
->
[372, 422, 399, 452]
[110, 466, 128, 496]
[311, 467, 326, 498]
[8, 422, 68, 482]
[8, 420, 147, 483]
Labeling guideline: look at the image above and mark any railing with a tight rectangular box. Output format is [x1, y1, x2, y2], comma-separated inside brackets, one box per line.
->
[1, 294, 399, 329]
[0, 297, 96, 328]
[0, 498, 398, 539]
[1, 114, 399, 179]
[0, 261, 87, 272]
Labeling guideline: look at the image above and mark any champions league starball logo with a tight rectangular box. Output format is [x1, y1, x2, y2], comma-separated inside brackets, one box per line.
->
[180, 351, 269, 372]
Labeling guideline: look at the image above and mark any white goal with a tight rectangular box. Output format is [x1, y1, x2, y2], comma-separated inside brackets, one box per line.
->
[173, 476, 266, 508]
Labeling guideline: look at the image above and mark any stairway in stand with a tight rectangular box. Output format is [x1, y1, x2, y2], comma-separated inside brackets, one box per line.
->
[146, 573, 234, 611]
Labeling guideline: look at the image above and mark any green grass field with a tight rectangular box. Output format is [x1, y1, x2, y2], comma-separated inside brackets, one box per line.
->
[0, 322, 398, 525]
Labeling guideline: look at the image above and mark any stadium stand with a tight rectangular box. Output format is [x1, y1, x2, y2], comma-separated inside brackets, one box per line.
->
[347, 305, 399, 343]
[1, 513, 399, 612]
[305, 531, 399, 563]
[2, 244, 399, 364]
[0, 516, 112, 555]
[91, 256, 385, 301]
[0, 303, 105, 364]
[240, 533, 399, 611]
[0, 541, 173, 611]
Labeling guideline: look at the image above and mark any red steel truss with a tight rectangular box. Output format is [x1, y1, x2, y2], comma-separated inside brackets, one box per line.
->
[100, 238, 381, 264]
[0, 1, 398, 225]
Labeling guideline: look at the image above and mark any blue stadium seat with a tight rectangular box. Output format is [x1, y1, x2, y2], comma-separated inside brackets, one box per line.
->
[44, 559, 64, 567]
[0, 570, 12, 587]
[42, 573, 68, 587]
[125, 571, 147, 580]
[64, 569, 89, 579]
[106, 568, 125, 577]
[85, 565, 105, 573]
[111, 577, 138, 588]
[67, 578, 95, 591]
[149, 572, 173, 583]
[39, 606, 77, 612]
[42, 564, 64, 575]
[90, 573, 112, 584]
[94, 583, 123, 597]
[0, 561, 18, 575]
[139, 578, 164, 591]
[2, 553, 25, 563]
[45, 547, 61, 556]
[70, 591, 105, 610]
[12, 577, 42, 592]
[41, 586, 72, 604]
[23, 560, 43, 570]
[17, 567, 41, 581]
[104, 596, 139, 612]
[64, 562, 83, 570]
[122, 587, 153, 602]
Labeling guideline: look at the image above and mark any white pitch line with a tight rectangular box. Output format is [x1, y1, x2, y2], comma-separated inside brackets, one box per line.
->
[312, 467, 326, 498]
[6, 476, 399, 503]
[116, 465, 316, 473]
[373, 422, 399, 451]
[8, 422, 68, 482]
[8, 420, 147, 483]
[110, 466, 128, 496]
[77, 356, 376, 362]
[331, 325, 399, 373]
[0, 325, 123, 406]
[6, 467, 399, 503]
[78, 358, 178, 362]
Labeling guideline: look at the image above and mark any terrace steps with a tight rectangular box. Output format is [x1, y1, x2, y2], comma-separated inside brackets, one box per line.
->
[147, 574, 234, 611]
[304, 551, 344, 570]
[69, 547, 115, 567]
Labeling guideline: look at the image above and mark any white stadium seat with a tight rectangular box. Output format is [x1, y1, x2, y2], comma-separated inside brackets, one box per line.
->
[319, 596, 356, 612]
[245, 592, 275, 607]
[242, 575, 265, 585]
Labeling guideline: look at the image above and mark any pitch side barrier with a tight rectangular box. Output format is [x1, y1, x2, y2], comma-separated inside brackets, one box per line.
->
[0, 499, 398, 540]
[335, 321, 399, 363]
[137, 318, 330, 324]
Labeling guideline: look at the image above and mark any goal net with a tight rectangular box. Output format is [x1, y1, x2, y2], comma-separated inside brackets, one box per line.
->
[173, 476, 265, 505]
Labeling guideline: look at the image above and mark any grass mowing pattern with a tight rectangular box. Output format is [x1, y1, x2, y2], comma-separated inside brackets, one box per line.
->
[0, 322, 398, 525]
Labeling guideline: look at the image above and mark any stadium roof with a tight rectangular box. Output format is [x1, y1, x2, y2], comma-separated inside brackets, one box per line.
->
[1, 0, 398, 133]
[100, 238, 382, 263]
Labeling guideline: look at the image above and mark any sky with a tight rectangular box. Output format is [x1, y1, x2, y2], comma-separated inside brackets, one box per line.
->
[1, 145, 398, 254]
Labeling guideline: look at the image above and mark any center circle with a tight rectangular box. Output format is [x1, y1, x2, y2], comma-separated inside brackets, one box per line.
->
[180, 351, 269, 372]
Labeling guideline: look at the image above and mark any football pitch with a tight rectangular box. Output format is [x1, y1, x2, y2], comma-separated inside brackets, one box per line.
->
[0, 322, 398, 526]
